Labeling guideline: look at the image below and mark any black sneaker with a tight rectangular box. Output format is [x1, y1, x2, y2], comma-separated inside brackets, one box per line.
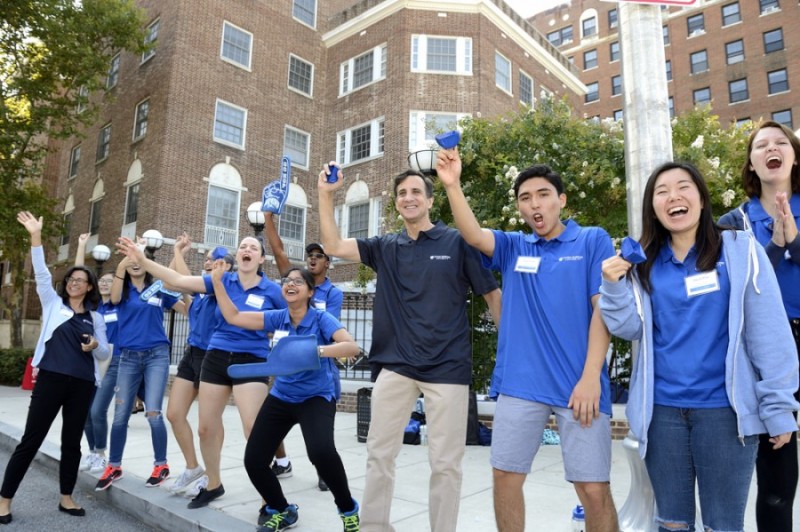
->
[270, 461, 293, 479]
[259, 504, 299, 531]
[258, 504, 270, 526]
[145, 464, 170, 487]
[187, 484, 225, 509]
[318, 476, 329, 491]
[94, 465, 123, 491]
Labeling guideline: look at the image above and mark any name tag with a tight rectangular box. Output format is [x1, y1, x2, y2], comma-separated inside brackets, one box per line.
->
[514, 256, 541, 274]
[271, 329, 289, 348]
[245, 294, 265, 308]
[104, 312, 118, 323]
[685, 271, 720, 297]
[146, 296, 163, 307]
[313, 300, 326, 311]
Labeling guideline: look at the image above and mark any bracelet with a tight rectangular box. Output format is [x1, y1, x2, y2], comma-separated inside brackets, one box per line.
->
[115, 275, 125, 281]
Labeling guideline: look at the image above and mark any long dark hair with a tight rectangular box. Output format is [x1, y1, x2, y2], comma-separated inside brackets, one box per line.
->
[58, 266, 100, 310]
[637, 161, 723, 293]
[283, 267, 316, 307]
[741, 120, 800, 197]
[121, 269, 155, 301]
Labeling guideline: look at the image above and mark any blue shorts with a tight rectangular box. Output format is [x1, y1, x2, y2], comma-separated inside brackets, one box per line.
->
[490, 394, 611, 482]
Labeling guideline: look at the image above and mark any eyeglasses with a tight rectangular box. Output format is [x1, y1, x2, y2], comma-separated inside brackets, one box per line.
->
[280, 277, 306, 287]
[97, 279, 113, 285]
[307, 252, 326, 260]
[65, 276, 89, 285]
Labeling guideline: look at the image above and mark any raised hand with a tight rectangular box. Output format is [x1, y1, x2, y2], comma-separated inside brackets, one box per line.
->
[775, 191, 797, 245]
[174, 232, 192, 256]
[436, 148, 462, 187]
[601, 254, 633, 283]
[210, 258, 226, 284]
[78, 233, 90, 246]
[16, 211, 43, 236]
[115, 236, 146, 264]
[318, 162, 344, 193]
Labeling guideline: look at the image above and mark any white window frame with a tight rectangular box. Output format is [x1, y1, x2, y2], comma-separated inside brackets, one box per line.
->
[580, 10, 598, 39]
[96, 123, 111, 162]
[519, 70, 533, 107]
[283, 126, 310, 170]
[133, 98, 149, 141]
[585, 82, 599, 103]
[68, 145, 81, 179]
[213, 99, 247, 150]
[141, 18, 159, 64]
[124, 181, 140, 226]
[292, 0, 316, 29]
[411, 35, 472, 75]
[337, 118, 385, 165]
[288, 54, 314, 97]
[408, 111, 469, 151]
[339, 44, 387, 96]
[583, 49, 598, 70]
[495, 51, 512, 94]
[107, 53, 120, 89]
[220, 21, 252, 71]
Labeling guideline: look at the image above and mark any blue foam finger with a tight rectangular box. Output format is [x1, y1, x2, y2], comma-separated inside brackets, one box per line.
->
[279, 156, 291, 192]
[261, 180, 288, 214]
[227, 335, 320, 378]
[621, 237, 647, 264]
[211, 246, 228, 260]
[435, 130, 460, 149]
[327, 164, 339, 183]
[140, 280, 163, 301]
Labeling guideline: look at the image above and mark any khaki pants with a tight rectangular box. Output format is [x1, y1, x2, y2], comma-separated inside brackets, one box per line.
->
[361, 370, 469, 532]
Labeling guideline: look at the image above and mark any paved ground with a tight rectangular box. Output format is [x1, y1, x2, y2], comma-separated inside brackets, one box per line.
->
[0, 383, 793, 531]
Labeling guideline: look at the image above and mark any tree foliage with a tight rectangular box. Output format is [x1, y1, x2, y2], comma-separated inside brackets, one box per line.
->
[1, 0, 147, 346]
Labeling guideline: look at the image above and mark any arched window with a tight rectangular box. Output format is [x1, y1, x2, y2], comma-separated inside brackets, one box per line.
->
[204, 161, 243, 249]
[335, 180, 382, 245]
[89, 179, 105, 237]
[58, 194, 76, 261]
[121, 159, 143, 239]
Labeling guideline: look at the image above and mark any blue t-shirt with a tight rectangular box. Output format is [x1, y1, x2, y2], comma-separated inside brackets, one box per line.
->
[650, 243, 731, 408]
[743, 196, 800, 318]
[98, 301, 120, 357]
[265, 308, 343, 403]
[116, 282, 179, 351]
[203, 272, 286, 359]
[312, 278, 343, 319]
[485, 220, 614, 415]
[186, 293, 218, 351]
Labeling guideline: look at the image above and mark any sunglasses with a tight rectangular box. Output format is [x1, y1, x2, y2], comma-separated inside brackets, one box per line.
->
[307, 252, 326, 260]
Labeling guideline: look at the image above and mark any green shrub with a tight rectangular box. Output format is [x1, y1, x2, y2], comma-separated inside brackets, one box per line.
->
[0, 348, 34, 385]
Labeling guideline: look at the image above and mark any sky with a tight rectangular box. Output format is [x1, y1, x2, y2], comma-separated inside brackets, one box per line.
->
[504, 0, 569, 18]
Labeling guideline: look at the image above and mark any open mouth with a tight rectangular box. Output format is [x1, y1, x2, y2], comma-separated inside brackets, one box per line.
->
[766, 156, 782, 170]
[532, 213, 545, 228]
[668, 206, 688, 217]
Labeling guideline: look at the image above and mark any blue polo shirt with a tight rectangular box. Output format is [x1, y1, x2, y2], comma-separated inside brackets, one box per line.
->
[485, 220, 614, 415]
[312, 278, 343, 319]
[98, 301, 121, 357]
[742, 196, 800, 318]
[358, 221, 498, 385]
[203, 272, 285, 359]
[265, 308, 343, 403]
[116, 283, 179, 351]
[650, 243, 730, 408]
[186, 294, 218, 351]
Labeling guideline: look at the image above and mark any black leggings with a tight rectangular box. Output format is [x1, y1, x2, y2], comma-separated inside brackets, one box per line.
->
[244, 395, 355, 514]
[1, 369, 94, 498]
[755, 318, 800, 532]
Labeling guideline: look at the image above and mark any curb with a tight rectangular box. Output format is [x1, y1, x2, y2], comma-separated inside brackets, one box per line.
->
[0, 420, 254, 532]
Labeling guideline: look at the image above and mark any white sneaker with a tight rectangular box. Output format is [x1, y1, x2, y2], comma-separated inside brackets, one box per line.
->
[90, 455, 108, 473]
[184, 475, 208, 498]
[79, 453, 96, 471]
[167, 466, 205, 494]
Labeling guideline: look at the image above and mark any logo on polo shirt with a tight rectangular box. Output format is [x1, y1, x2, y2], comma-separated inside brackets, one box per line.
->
[558, 255, 584, 261]
[429, 255, 451, 260]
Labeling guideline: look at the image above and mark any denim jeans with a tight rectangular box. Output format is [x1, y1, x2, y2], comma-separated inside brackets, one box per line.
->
[645, 405, 758, 532]
[109, 345, 170, 466]
[83, 356, 120, 452]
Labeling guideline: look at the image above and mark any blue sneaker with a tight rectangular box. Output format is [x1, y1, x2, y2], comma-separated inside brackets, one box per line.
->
[259, 504, 298, 531]
[340, 499, 360, 531]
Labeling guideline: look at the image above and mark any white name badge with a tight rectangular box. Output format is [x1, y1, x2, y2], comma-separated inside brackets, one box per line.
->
[271, 329, 289, 348]
[245, 294, 265, 309]
[104, 312, 118, 323]
[314, 300, 327, 311]
[685, 271, 720, 297]
[514, 256, 541, 274]
[146, 296, 163, 307]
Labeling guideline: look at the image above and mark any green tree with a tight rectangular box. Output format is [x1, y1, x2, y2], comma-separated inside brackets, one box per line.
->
[1, 0, 148, 346]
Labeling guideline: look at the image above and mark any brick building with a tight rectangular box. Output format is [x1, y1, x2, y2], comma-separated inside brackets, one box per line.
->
[529, 0, 799, 128]
[45, 0, 584, 284]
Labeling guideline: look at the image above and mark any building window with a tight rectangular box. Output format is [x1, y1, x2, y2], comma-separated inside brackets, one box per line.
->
[668, 96, 675, 118]
[124, 182, 139, 225]
[611, 75, 622, 96]
[141, 19, 159, 64]
[759, 0, 780, 15]
[763, 29, 784, 53]
[547, 26, 573, 46]
[347, 203, 369, 239]
[582, 16, 597, 38]
[519, 71, 533, 106]
[663, 25, 670, 46]
[693, 87, 711, 106]
[608, 9, 618, 30]
[213, 99, 247, 149]
[221, 22, 252, 70]
[495, 52, 511, 93]
[610, 41, 620, 62]
[289, 54, 314, 96]
[690, 50, 708, 74]
[133, 99, 149, 140]
[665, 60, 672, 81]
[729, 78, 748, 103]
[205, 185, 239, 247]
[687, 14, 705, 36]
[96, 124, 111, 162]
[613, 109, 623, 121]
[283, 126, 310, 169]
[585, 82, 599, 103]
[721, 2, 741, 26]
[772, 109, 793, 128]
[68, 145, 80, 178]
[340, 44, 386, 95]
[278, 204, 305, 242]
[726, 40, 745, 64]
[767, 68, 789, 94]
[107, 54, 120, 89]
[293, 0, 316, 28]
[735, 118, 751, 127]
[411, 35, 471, 75]
[76, 86, 89, 114]
[89, 200, 102, 236]
[583, 49, 598, 70]
[408, 111, 467, 150]
[337, 118, 384, 164]
[61, 212, 73, 247]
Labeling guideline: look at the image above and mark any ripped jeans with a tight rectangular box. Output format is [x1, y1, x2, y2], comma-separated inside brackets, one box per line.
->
[108, 345, 170, 467]
[645, 405, 758, 532]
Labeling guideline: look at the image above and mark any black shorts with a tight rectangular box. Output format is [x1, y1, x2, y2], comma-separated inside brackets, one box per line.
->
[176, 345, 207, 389]
[200, 349, 269, 387]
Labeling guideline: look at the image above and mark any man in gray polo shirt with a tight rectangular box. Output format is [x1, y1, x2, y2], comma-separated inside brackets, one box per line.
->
[317, 165, 501, 532]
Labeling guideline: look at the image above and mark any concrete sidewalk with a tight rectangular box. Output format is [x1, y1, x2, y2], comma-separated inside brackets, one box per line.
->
[0, 384, 782, 531]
